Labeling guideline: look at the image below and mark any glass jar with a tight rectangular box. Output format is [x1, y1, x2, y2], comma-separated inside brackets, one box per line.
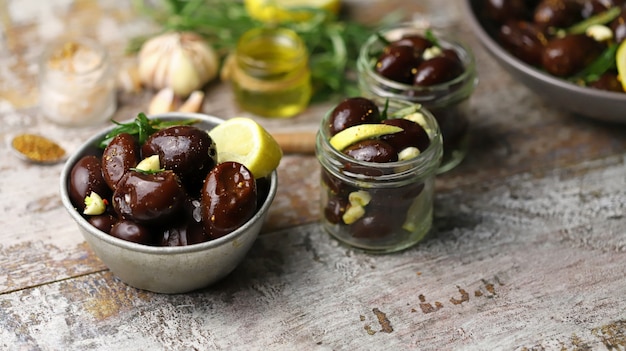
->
[316, 98, 443, 253]
[357, 24, 477, 173]
[39, 37, 116, 127]
[231, 27, 312, 118]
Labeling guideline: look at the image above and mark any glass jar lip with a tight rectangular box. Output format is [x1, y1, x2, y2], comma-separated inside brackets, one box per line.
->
[315, 99, 443, 181]
[357, 23, 477, 93]
[39, 37, 110, 77]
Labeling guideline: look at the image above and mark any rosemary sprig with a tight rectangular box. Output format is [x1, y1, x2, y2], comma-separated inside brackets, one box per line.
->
[99, 112, 198, 148]
[129, 0, 377, 102]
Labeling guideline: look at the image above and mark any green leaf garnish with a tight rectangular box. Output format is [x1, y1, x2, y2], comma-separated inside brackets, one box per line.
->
[569, 44, 618, 84]
[98, 112, 199, 148]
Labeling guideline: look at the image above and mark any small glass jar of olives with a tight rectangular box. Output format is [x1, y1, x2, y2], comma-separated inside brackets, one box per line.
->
[315, 97, 443, 253]
[357, 24, 477, 173]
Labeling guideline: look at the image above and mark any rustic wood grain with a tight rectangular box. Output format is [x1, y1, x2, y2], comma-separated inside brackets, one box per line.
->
[1, 0, 626, 350]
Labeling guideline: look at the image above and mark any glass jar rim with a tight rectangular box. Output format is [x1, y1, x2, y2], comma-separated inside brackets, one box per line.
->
[357, 23, 477, 94]
[316, 99, 443, 185]
[39, 37, 110, 77]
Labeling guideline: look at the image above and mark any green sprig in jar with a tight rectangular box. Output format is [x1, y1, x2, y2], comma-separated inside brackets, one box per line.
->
[229, 27, 312, 118]
[357, 24, 477, 173]
[316, 97, 442, 253]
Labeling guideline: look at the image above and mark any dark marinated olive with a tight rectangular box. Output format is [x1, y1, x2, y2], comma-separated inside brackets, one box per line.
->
[101, 133, 139, 190]
[381, 118, 430, 152]
[534, 0, 583, 28]
[498, 20, 548, 66]
[349, 211, 397, 239]
[324, 195, 349, 224]
[69, 155, 112, 211]
[589, 72, 623, 92]
[391, 34, 433, 53]
[112, 170, 186, 225]
[343, 139, 398, 163]
[142, 125, 217, 193]
[110, 220, 153, 245]
[87, 213, 118, 234]
[321, 168, 357, 196]
[542, 34, 604, 77]
[160, 219, 208, 246]
[413, 56, 464, 86]
[328, 97, 381, 135]
[375, 45, 421, 84]
[483, 0, 532, 23]
[201, 162, 257, 239]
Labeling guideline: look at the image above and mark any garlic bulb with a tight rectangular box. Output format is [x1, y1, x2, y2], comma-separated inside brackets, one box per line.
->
[138, 32, 219, 97]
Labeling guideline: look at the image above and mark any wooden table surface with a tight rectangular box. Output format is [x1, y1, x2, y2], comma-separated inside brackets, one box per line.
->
[1, 1, 626, 350]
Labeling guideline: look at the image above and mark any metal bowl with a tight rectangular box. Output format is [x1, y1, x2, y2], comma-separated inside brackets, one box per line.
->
[59, 112, 278, 294]
[463, 0, 626, 123]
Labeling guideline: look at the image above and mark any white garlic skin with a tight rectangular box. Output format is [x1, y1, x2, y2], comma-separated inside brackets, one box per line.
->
[138, 32, 219, 97]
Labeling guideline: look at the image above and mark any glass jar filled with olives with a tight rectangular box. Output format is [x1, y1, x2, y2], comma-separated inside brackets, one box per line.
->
[315, 97, 443, 253]
[230, 27, 312, 118]
[357, 24, 477, 173]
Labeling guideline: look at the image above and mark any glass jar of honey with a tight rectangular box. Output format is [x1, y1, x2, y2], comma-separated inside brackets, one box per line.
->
[230, 27, 312, 118]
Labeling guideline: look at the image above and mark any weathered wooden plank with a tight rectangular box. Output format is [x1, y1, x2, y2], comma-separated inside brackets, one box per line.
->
[1, 154, 625, 350]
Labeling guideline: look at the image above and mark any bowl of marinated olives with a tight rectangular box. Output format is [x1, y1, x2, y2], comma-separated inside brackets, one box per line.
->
[60, 112, 278, 293]
[464, 0, 626, 123]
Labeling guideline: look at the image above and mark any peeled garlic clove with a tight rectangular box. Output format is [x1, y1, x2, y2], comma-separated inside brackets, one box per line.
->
[178, 90, 205, 113]
[148, 88, 176, 115]
[169, 49, 203, 97]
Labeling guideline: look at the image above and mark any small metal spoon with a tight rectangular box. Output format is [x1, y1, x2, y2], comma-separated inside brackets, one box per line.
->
[10, 133, 67, 165]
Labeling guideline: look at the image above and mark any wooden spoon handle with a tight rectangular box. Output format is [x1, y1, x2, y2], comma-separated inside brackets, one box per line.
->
[272, 131, 317, 154]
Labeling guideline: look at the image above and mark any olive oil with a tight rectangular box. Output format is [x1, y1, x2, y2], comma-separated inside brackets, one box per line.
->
[231, 27, 312, 118]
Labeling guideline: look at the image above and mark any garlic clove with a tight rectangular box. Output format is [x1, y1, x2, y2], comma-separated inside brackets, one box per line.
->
[148, 88, 176, 115]
[178, 90, 205, 113]
[168, 48, 203, 97]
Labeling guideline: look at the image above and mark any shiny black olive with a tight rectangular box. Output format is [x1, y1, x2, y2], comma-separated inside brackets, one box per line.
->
[343, 139, 398, 163]
[87, 213, 118, 234]
[534, 0, 583, 28]
[112, 170, 186, 225]
[542, 34, 604, 77]
[324, 195, 349, 224]
[498, 20, 548, 66]
[381, 118, 430, 152]
[142, 125, 217, 193]
[413, 56, 464, 86]
[375, 45, 421, 84]
[483, 0, 533, 23]
[69, 155, 112, 211]
[328, 97, 381, 135]
[110, 220, 153, 245]
[201, 162, 257, 239]
[101, 133, 140, 190]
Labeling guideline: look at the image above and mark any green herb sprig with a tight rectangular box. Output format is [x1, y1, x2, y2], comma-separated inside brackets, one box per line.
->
[99, 112, 198, 148]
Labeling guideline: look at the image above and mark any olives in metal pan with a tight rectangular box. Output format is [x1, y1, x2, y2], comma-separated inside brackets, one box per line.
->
[142, 125, 218, 193]
[483, 0, 532, 23]
[533, 0, 583, 28]
[498, 20, 547, 67]
[110, 220, 153, 245]
[541, 34, 603, 77]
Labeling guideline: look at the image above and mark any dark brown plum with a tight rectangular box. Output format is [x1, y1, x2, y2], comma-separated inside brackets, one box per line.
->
[142, 125, 217, 193]
[541, 34, 604, 77]
[101, 133, 140, 190]
[328, 97, 381, 135]
[343, 139, 398, 163]
[112, 170, 186, 225]
[69, 155, 112, 211]
[381, 118, 430, 152]
[201, 162, 257, 239]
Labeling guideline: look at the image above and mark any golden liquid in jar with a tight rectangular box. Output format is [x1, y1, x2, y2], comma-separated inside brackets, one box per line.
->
[232, 28, 312, 118]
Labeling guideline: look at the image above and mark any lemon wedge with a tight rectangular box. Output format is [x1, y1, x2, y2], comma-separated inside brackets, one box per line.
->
[208, 117, 283, 179]
[329, 124, 403, 151]
[617, 40, 626, 92]
[244, 0, 340, 23]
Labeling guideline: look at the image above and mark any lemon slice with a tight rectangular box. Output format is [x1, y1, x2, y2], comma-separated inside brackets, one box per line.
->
[329, 124, 403, 151]
[244, 0, 340, 23]
[208, 117, 283, 179]
[617, 40, 626, 92]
